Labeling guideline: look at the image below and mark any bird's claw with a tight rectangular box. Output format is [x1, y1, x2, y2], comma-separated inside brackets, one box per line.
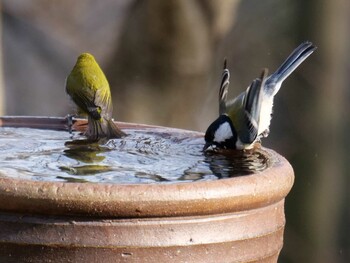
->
[65, 114, 76, 136]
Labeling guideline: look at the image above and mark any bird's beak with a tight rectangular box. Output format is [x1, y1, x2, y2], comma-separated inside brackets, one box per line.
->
[203, 142, 213, 152]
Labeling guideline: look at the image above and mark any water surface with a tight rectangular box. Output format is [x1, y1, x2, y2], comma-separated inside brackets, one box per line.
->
[0, 127, 268, 184]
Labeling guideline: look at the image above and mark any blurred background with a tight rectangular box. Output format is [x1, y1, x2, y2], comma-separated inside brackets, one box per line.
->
[1, 0, 349, 262]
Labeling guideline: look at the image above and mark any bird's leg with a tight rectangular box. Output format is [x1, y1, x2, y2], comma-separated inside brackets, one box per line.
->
[65, 114, 76, 136]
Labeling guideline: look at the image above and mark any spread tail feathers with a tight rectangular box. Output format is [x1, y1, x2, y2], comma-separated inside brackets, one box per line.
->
[266, 41, 316, 92]
[86, 116, 126, 141]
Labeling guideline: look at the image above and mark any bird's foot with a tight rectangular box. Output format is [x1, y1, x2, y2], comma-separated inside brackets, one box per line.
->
[65, 114, 76, 137]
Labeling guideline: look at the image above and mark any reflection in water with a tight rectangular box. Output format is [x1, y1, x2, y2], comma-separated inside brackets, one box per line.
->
[204, 150, 268, 179]
[0, 127, 269, 184]
[55, 176, 89, 183]
[134, 171, 169, 182]
[63, 140, 108, 163]
[178, 149, 268, 182]
[59, 139, 114, 176]
[59, 164, 114, 175]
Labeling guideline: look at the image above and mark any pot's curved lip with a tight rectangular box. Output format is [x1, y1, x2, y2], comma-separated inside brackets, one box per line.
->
[0, 116, 294, 218]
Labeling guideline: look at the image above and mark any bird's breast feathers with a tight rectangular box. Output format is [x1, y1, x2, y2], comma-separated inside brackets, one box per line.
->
[258, 97, 273, 135]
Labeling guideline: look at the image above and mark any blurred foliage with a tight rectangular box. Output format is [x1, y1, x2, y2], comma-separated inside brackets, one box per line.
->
[1, 0, 350, 262]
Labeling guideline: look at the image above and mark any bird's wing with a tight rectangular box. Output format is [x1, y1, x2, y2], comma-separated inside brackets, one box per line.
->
[67, 82, 100, 119]
[94, 86, 113, 119]
[240, 69, 268, 144]
[219, 59, 230, 115]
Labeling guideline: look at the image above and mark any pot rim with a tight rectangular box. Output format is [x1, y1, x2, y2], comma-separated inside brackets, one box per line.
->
[0, 116, 294, 218]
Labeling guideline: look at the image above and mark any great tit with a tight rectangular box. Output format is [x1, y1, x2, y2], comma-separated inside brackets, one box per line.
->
[204, 41, 316, 151]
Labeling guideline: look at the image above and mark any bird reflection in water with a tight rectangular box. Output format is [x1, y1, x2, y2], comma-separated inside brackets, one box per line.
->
[203, 148, 269, 179]
[59, 139, 113, 176]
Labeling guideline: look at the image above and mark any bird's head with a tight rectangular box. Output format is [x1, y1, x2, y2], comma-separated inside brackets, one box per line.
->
[203, 115, 237, 151]
[76, 53, 96, 67]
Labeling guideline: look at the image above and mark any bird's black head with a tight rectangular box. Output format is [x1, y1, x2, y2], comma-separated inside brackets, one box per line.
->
[204, 115, 237, 151]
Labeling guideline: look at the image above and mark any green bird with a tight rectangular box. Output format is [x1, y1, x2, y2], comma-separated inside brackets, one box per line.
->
[66, 53, 126, 141]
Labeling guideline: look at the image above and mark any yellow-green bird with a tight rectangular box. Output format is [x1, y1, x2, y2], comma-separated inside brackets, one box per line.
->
[66, 53, 126, 141]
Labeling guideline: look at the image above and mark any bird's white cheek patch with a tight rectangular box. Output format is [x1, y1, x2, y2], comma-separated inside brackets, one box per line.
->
[214, 122, 233, 142]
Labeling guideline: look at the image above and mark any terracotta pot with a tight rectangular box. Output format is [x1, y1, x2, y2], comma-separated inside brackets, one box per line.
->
[0, 116, 294, 263]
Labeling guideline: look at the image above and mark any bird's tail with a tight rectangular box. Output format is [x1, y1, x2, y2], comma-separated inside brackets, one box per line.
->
[267, 42, 316, 91]
[219, 58, 230, 115]
[86, 116, 126, 141]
